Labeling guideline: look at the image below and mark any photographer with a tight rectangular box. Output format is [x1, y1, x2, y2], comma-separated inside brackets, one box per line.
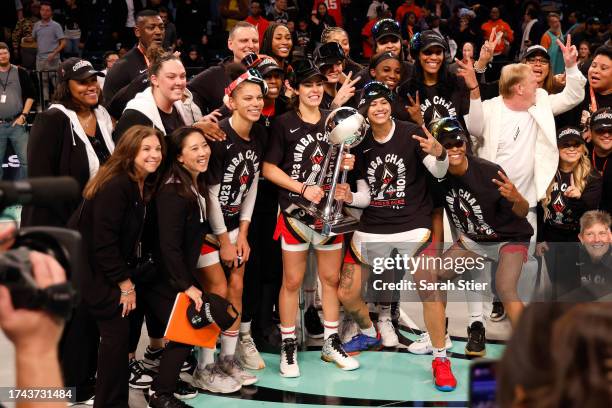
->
[69, 125, 164, 407]
[0, 225, 67, 408]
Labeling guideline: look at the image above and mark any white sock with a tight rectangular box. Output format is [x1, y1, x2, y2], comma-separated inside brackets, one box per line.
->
[323, 320, 339, 340]
[219, 330, 239, 357]
[197, 347, 215, 370]
[378, 304, 391, 320]
[433, 348, 447, 359]
[361, 323, 377, 338]
[240, 321, 251, 337]
[280, 325, 296, 340]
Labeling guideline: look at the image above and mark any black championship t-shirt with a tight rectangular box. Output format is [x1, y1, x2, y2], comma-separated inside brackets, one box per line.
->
[264, 109, 334, 214]
[206, 118, 264, 231]
[432, 156, 534, 242]
[354, 120, 433, 234]
[158, 107, 185, 135]
[542, 170, 602, 238]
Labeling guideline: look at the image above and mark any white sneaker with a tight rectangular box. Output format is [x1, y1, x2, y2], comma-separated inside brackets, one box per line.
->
[191, 363, 241, 394]
[280, 338, 300, 377]
[407, 331, 453, 355]
[219, 355, 258, 386]
[321, 334, 359, 370]
[236, 334, 266, 370]
[377, 318, 399, 347]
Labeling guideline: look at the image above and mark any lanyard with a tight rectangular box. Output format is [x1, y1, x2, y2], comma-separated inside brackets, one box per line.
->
[589, 86, 598, 113]
[0, 66, 12, 93]
[592, 150, 608, 176]
[137, 44, 150, 67]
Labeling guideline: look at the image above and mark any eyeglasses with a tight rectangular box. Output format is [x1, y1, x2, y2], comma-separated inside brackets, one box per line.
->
[224, 68, 268, 96]
[372, 18, 400, 38]
[362, 81, 394, 101]
[442, 140, 465, 150]
[526, 57, 549, 65]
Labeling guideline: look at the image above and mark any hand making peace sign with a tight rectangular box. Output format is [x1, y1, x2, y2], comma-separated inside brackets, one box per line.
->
[413, 125, 444, 158]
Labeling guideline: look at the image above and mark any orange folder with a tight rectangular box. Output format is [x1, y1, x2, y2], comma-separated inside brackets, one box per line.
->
[164, 293, 220, 348]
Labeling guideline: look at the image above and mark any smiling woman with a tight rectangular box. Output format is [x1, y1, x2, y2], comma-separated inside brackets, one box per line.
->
[261, 23, 293, 74]
[114, 49, 193, 141]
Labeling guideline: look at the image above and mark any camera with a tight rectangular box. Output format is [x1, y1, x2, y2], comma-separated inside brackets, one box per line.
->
[0, 177, 82, 320]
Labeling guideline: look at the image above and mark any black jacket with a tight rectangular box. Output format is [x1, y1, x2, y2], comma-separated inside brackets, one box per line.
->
[69, 173, 146, 318]
[15, 66, 37, 106]
[154, 181, 209, 297]
[103, 47, 147, 103]
[107, 72, 149, 120]
[110, 0, 143, 34]
[22, 109, 93, 227]
[187, 59, 232, 115]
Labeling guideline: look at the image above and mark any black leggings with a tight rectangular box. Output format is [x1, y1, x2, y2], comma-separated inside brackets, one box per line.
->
[128, 286, 167, 353]
[95, 312, 130, 408]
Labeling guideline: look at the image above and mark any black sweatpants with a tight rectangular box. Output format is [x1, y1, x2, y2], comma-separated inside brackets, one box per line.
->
[128, 285, 167, 353]
[95, 312, 130, 408]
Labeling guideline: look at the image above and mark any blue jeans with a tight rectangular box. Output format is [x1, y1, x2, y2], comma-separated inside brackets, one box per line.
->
[0, 123, 28, 180]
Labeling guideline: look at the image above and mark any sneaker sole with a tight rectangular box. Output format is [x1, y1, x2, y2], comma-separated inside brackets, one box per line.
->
[408, 339, 454, 355]
[435, 384, 456, 392]
[240, 377, 258, 386]
[192, 381, 241, 394]
[320, 355, 360, 371]
[174, 392, 198, 400]
[381, 339, 400, 348]
[279, 368, 300, 378]
[345, 343, 383, 356]
[129, 383, 152, 390]
[490, 315, 506, 322]
[239, 360, 266, 370]
[464, 347, 486, 357]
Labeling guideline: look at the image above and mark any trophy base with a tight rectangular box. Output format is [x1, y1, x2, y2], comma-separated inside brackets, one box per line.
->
[292, 205, 360, 237]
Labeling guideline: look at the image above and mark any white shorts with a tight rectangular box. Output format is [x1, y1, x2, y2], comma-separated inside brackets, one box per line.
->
[346, 228, 431, 265]
[197, 228, 240, 268]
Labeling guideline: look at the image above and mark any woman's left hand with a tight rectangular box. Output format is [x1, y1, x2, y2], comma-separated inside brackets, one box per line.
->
[564, 185, 582, 199]
[557, 34, 578, 69]
[412, 125, 444, 158]
[341, 152, 355, 171]
[492, 171, 522, 203]
[235, 233, 251, 266]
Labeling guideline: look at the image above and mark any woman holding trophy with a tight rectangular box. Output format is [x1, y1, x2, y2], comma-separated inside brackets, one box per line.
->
[263, 59, 359, 378]
[336, 82, 455, 391]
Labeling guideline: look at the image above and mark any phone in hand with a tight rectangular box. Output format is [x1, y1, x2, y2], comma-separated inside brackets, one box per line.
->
[469, 359, 498, 408]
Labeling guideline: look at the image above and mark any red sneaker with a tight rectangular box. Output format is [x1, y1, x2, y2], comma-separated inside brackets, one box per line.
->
[432, 357, 457, 392]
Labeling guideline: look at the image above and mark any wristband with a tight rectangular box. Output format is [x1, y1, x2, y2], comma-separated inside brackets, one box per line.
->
[436, 148, 447, 161]
[121, 285, 136, 296]
[474, 62, 487, 74]
[300, 183, 309, 197]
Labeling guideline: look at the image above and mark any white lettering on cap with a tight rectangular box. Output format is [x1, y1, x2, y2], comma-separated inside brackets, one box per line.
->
[559, 128, 580, 138]
[594, 112, 612, 122]
[73, 60, 93, 71]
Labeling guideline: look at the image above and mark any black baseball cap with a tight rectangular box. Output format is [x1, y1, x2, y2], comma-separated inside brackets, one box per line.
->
[591, 107, 612, 132]
[521, 45, 550, 61]
[557, 126, 585, 145]
[410, 30, 448, 58]
[290, 59, 326, 88]
[429, 117, 468, 145]
[59, 58, 105, 82]
[373, 18, 402, 43]
[186, 292, 239, 332]
[314, 42, 345, 70]
[358, 81, 394, 115]
[255, 56, 284, 77]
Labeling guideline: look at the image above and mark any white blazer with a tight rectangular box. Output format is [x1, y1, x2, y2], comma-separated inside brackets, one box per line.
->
[467, 65, 586, 201]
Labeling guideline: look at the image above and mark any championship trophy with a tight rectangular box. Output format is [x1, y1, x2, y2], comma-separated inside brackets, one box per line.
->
[298, 107, 367, 236]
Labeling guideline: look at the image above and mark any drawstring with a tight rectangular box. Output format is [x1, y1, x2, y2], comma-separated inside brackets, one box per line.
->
[70, 124, 76, 146]
[192, 185, 205, 223]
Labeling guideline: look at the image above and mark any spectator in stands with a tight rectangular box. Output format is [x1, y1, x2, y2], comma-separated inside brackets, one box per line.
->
[260, 23, 293, 74]
[578, 40, 592, 70]
[159, 6, 176, 51]
[400, 12, 418, 45]
[245, 0, 269, 45]
[396, 0, 422, 24]
[33, 1, 65, 104]
[266, 0, 289, 25]
[448, 41, 474, 75]
[0, 42, 35, 181]
[576, 45, 612, 134]
[424, 0, 450, 25]
[294, 18, 311, 56]
[103, 10, 164, 103]
[220, 0, 249, 41]
[12, 0, 40, 69]
[182, 45, 204, 70]
[309, 2, 335, 48]
[574, 17, 604, 53]
[540, 13, 565, 75]
[481, 6, 514, 81]
[188, 22, 259, 115]
[521, 45, 560, 95]
[366, 0, 388, 21]
[60, 0, 83, 58]
[23, 57, 114, 227]
[97, 50, 118, 90]
[589, 108, 612, 216]
[519, 7, 545, 56]
[111, 0, 143, 50]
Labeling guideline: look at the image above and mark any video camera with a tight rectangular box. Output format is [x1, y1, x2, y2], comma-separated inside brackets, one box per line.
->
[0, 177, 82, 320]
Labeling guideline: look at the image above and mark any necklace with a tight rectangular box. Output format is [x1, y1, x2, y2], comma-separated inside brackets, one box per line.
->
[78, 111, 94, 132]
[592, 150, 608, 176]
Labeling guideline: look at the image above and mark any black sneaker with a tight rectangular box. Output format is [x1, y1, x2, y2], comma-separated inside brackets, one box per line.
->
[143, 346, 163, 371]
[181, 352, 197, 374]
[490, 301, 506, 322]
[173, 379, 198, 400]
[465, 321, 486, 357]
[304, 305, 324, 338]
[148, 393, 190, 408]
[129, 359, 153, 389]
